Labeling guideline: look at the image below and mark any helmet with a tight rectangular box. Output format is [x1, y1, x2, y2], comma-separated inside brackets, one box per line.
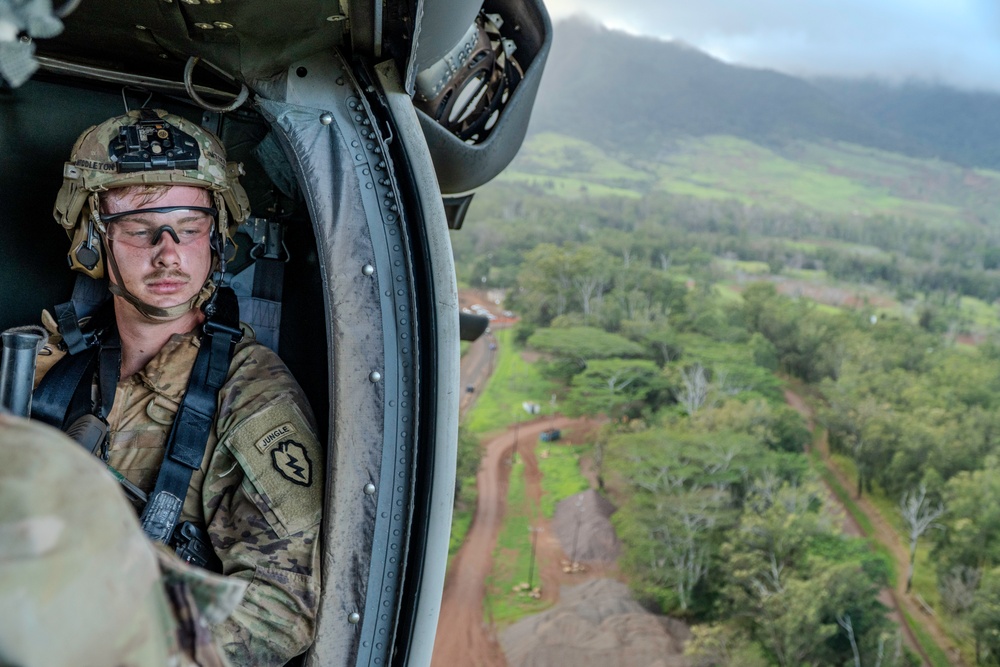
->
[53, 108, 251, 280]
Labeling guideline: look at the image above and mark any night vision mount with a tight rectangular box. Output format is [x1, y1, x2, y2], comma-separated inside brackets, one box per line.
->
[109, 110, 200, 172]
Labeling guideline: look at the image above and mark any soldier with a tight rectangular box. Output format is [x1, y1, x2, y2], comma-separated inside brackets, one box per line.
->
[0, 412, 244, 667]
[29, 109, 324, 666]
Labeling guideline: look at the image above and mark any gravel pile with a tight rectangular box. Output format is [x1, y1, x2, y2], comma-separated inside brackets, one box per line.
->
[552, 489, 621, 564]
[500, 579, 690, 667]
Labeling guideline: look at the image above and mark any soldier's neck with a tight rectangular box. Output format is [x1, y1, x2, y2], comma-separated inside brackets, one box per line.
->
[115, 301, 205, 379]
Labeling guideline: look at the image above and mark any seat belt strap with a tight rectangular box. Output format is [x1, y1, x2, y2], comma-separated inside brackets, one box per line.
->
[31, 344, 98, 429]
[233, 215, 286, 352]
[139, 286, 242, 544]
[31, 297, 113, 428]
[54, 276, 110, 355]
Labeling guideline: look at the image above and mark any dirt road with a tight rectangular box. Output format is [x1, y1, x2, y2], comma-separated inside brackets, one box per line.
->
[431, 416, 584, 667]
[460, 332, 496, 416]
[785, 390, 965, 667]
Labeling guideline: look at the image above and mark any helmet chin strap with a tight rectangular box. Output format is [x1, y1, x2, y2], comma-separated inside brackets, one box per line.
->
[105, 240, 215, 322]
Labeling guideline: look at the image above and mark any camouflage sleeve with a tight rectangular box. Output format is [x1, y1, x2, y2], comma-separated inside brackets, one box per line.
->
[202, 343, 325, 667]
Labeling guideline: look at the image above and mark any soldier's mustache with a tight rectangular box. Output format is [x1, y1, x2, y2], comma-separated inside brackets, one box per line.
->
[144, 270, 190, 284]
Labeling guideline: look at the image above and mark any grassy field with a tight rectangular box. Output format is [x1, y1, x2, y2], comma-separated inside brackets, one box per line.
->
[508, 132, 1000, 227]
[538, 444, 590, 518]
[486, 458, 552, 624]
[485, 445, 593, 626]
[464, 328, 558, 436]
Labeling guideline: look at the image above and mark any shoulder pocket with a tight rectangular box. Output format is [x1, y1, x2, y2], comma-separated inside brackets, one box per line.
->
[221, 402, 323, 536]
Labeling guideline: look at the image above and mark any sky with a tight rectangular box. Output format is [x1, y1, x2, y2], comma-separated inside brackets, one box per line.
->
[543, 0, 1000, 92]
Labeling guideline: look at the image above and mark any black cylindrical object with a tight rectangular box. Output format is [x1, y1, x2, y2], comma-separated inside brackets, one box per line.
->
[0, 331, 42, 417]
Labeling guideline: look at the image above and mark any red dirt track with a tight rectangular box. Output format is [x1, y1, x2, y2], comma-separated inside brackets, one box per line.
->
[431, 416, 585, 667]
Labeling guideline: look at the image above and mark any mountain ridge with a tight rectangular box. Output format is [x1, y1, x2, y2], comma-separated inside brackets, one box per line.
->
[529, 18, 1000, 171]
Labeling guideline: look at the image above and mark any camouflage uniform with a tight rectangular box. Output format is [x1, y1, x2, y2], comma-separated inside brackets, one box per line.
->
[0, 413, 245, 667]
[35, 328, 324, 667]
[36, 108, 321, 665]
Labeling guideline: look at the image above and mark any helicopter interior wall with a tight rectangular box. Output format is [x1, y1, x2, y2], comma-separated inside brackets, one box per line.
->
[0, 76, 330, 438]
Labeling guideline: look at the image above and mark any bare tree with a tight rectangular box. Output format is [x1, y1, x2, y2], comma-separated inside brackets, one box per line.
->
[836, 614, 861, 667]
[649, 506, 714, 610]
[680, 363, 710, 415]
[939, 565, 981, 614]
[899, 484, 945, 593]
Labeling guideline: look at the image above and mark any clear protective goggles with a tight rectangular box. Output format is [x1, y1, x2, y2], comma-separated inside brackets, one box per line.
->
[100, 206, 217, 249]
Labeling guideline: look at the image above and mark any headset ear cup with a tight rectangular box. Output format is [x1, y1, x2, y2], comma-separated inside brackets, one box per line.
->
[67, 221, 105, 280]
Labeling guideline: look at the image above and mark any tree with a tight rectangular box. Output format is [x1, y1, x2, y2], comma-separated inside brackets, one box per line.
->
[898, 484, 945, 593]
[822, 388, 899, 499]
[564, 358, 663, 418]
[685, 624, 770, 667]
[933, 460, 1000, 574]
[567, 245, 613, 318]
[516, 243, 573, 324]
[526, 326, 646, 379]
[970, 567, 1000, 665]
[679, 363, 710, 415]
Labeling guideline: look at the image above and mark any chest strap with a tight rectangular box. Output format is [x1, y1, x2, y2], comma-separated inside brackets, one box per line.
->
[139, 285, 242, 544]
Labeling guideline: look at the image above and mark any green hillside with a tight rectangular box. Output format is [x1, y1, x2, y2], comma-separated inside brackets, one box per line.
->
[500, 132, 1000, 228]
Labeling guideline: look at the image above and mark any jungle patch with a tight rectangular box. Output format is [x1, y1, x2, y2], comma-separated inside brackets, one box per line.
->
[221, 402, 322, 537]
[255, 422, 297, 454]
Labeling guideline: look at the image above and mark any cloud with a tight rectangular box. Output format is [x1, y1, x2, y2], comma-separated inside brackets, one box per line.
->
[542, 0, 1000, 91]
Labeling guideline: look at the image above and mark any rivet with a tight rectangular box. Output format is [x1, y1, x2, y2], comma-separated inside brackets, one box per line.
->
[214, 21, 233, 29]
[362, 264, 374, 276]
[194, 22, 214, 29]
[364, 483, 376, 495]
[159, 53, 170, 59]
[348, 612, 361, 624]
[136, 24, 148, 30]
[19, 35, 31, 43]
[369, 371, 382, 382]
[327, 14, 345, 22]
[320, 113, 333, 125]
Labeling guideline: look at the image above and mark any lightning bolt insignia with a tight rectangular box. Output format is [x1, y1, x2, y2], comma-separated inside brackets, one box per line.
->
[272, 440, 313, 486]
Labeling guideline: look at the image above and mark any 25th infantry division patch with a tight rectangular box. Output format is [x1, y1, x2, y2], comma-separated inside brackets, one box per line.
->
[271, 440, 313, 486]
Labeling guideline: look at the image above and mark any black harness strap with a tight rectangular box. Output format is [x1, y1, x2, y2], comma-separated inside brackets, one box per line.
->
[139, 286, 242, 544]
[32, 300, 114, 429]
[97, 328, 121, 422]
[31, 345, 99, 429]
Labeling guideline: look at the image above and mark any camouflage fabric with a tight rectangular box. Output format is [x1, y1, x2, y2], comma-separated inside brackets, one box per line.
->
[34, 328, 324, 666]
[0, 413, 244, 667]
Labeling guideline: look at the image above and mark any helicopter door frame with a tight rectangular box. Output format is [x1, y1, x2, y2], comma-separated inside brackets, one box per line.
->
[259, 50, 457, 667]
